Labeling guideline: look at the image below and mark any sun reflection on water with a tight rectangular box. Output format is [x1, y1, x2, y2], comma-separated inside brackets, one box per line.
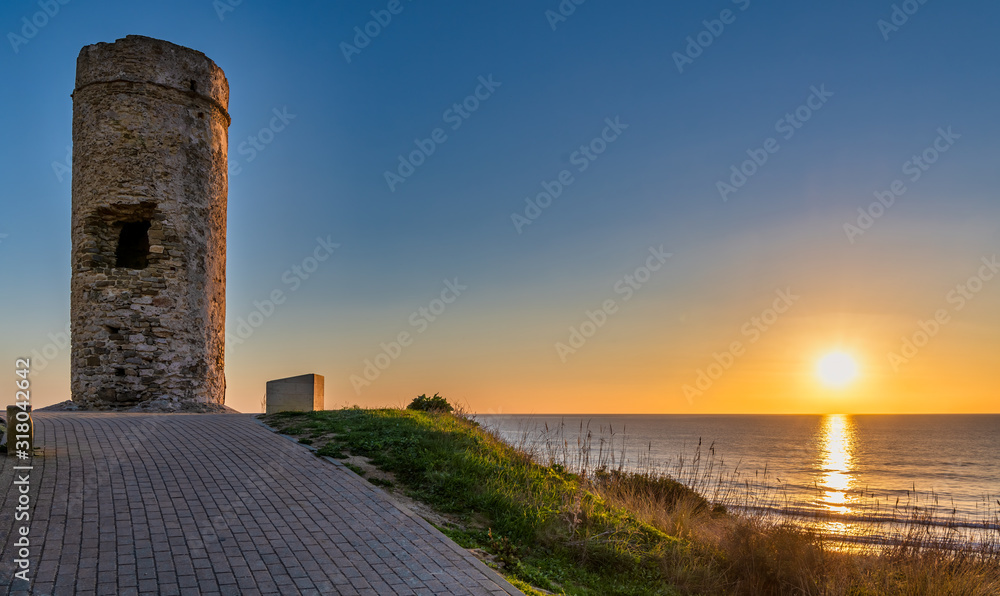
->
[820, 414, 855, 515]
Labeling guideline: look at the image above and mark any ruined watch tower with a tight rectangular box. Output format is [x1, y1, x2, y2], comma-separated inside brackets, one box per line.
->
[70, 35, 229, 406]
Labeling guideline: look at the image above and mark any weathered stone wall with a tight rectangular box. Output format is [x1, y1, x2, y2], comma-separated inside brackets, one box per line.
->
[71, 35, 229, 406]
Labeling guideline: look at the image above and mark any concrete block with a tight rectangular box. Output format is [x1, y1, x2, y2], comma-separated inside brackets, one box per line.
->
[265, 374, 324, 414]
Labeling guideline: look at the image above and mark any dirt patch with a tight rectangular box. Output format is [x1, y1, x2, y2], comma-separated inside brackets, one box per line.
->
[335, 452, 458, 528]
[341, 454, 394, 483]
[389, 488, 457, 529]
[468, 547, 498, 566]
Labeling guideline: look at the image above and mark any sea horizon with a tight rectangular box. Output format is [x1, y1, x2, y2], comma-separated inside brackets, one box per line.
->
[475, 412, 1000, 548]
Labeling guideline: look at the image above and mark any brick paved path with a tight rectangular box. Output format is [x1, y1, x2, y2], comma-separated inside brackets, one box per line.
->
[0, 413, 522, 596]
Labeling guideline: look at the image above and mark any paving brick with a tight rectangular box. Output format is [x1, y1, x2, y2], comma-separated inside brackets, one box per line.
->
[0, 413, 521, 595]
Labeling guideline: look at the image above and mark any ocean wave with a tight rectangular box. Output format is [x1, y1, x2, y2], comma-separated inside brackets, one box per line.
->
[742, 503, 1000, 532]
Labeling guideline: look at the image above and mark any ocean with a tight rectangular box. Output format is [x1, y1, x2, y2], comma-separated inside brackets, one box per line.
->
[474, 414, 1000, 547]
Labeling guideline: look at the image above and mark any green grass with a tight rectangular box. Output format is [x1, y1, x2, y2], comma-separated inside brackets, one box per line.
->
[264, 408, 686, 594]
[368, 477, 394, 489]
[261, 408, 1000, 596]
[343, 462, 365, 477]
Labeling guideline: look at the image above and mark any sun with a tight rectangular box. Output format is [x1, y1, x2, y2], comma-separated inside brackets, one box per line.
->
[816, 352, 858, 388]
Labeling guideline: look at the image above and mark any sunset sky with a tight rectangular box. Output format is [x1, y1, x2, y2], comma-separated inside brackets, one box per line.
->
[0, 0, 997, 414]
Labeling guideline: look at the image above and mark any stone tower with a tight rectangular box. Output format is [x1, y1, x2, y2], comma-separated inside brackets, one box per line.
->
[70, 36, 229, 406]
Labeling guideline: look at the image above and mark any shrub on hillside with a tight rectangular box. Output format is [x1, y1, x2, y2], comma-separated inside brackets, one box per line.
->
[406, 393, 454, 413]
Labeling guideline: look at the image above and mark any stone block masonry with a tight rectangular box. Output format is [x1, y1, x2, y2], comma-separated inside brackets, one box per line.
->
[70, 36, 230, 406]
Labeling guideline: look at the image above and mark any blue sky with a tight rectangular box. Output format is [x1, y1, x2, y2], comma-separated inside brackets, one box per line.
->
[1, 0, 998, 413]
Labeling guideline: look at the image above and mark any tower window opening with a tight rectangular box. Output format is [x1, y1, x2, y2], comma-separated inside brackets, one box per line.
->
[115, 220, 151, 269]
